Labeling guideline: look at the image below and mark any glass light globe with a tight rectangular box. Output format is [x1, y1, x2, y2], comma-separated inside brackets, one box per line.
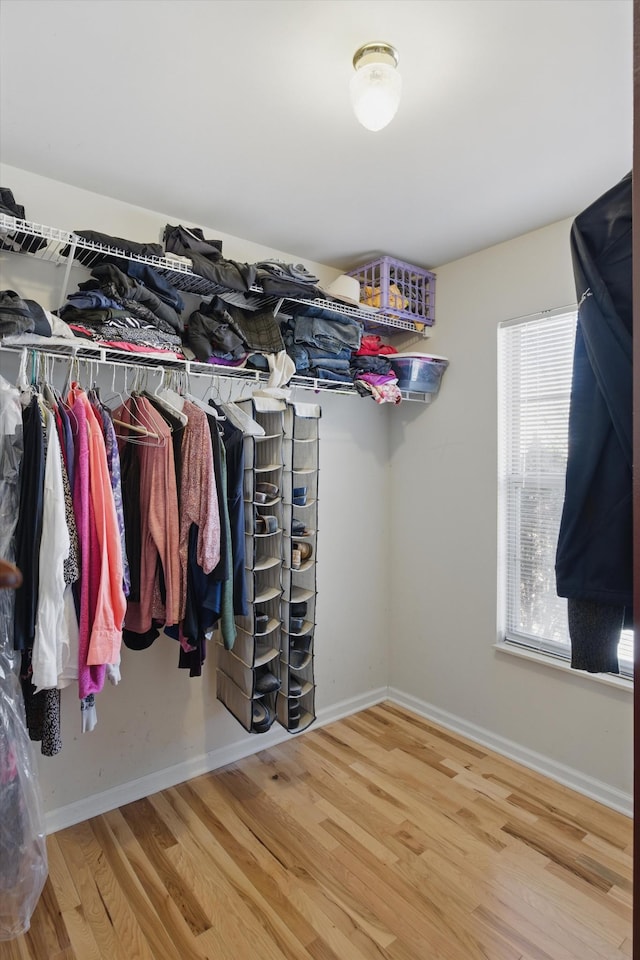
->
[350, 60, 402, 132]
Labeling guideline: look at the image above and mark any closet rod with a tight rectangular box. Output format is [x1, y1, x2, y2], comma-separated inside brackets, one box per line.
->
[0, 343, 362, 398]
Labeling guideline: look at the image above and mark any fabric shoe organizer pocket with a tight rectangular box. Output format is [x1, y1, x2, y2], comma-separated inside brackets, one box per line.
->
[216, 670, 278, 734]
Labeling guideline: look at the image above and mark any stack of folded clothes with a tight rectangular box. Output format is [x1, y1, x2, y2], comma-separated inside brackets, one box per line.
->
[0, 289, 76, 340]
[350, 334, 402, 404]
[58, 263, 185, 356]
[253, 260, 322, 299]
[281, 302, 363, 382]
[164, 223, 256, 293]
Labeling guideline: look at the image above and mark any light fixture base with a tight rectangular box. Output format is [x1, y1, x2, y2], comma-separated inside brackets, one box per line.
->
[353, 42, 399, 71]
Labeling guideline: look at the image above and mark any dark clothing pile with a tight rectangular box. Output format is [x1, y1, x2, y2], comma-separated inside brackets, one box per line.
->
[163, 224, 256, 293]
[0, 186, 48, 254]
[59, 263, 185, 355]
[0, 290, 52, 338]
[61, 230, 165, 267]
[186, 295, 283, 364]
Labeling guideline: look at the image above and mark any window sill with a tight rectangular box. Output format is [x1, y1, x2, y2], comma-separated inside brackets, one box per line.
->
[493, 641, 633, 693]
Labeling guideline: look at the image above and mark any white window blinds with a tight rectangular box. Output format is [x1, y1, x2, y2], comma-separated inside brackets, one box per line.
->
[498, 309, 576, 658]
[498, 308, 632, 677]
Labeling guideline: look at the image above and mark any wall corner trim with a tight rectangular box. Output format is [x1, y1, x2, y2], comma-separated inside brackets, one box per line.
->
[387, 687, 632, 817]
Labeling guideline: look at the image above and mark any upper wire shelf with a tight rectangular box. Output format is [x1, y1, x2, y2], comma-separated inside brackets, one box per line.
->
[0, 214, 429, 335]
[0, 213, 433, 400]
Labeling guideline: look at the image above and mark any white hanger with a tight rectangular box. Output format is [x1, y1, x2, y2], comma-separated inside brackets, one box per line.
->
[179, 364, 226, 421]
[150, 370, 188, 426]
[219, 398, 266, 436]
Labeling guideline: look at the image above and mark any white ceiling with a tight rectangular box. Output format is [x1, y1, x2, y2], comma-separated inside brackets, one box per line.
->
[0, 0, 632, 271]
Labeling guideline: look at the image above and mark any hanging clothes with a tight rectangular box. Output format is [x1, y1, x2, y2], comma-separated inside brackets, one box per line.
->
[115, 395, 180, 639]
[13, 396, 45, 654]
[31, 409, 71, 691]
[177, 400, 221, 620]
[555, 171, 632, 673]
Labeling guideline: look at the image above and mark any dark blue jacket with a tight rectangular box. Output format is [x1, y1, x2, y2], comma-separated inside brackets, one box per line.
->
[555, 172, 632, 610]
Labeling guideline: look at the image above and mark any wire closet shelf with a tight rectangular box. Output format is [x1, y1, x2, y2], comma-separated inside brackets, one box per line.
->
[0, 214, 433, 401]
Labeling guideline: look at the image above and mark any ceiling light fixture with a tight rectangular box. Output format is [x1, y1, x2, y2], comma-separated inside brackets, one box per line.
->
[350, 42, 401, 132]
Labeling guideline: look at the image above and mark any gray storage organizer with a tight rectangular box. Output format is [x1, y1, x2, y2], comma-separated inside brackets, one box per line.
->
[216, 398, 319, 734]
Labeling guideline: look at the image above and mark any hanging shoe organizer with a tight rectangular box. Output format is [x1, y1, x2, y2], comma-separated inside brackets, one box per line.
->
[216, 396, 319, 735]
[277, 401, 319, 733]
[217, 396, 285, 734]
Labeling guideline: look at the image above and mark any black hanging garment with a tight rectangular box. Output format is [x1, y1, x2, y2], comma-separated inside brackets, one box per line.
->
[555, 172, 632, 673]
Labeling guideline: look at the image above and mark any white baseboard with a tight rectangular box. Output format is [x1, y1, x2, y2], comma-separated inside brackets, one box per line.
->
[387, 687, 633, 818]
[45, 684, 630, 832]
[44, 686, 388, 835]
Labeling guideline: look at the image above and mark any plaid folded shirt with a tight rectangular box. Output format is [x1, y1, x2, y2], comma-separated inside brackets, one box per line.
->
[228, 306, 284, 354]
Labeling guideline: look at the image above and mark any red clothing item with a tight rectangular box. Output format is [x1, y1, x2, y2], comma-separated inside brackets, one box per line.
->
[354, 334, 398, 357]
[114, 397, 180, 633]
[68, 393, 105, 698]
[68, 385, 126, 667]
[86, 401, 126, 664]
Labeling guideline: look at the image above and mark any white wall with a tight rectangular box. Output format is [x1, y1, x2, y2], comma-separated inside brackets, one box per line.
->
[0, 166, 632, 822]
[0, 166, 391, 824]
[389, 219, 633, 801]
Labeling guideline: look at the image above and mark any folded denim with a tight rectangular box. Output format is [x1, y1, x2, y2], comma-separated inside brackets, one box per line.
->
[293, 315, 362, 352]
[309, 367, 353, 383]
[294, 303, 364, 328]
[307, 345, 352, 362]
[67, 291, 123, 310]
[307, 357, 350, 372]
[285, 344, 311, 372]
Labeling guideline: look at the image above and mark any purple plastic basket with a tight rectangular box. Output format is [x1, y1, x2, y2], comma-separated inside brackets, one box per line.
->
[347, 256, 436, 327]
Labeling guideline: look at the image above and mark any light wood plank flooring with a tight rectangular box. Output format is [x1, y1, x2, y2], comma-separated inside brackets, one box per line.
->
[1, 702, 632, 960]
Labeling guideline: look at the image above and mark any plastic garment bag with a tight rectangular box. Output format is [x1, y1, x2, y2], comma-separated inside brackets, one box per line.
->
[0, 374, 48, 940]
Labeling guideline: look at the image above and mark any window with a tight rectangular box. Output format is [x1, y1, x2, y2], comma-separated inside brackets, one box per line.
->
[498, 309, 633, 678]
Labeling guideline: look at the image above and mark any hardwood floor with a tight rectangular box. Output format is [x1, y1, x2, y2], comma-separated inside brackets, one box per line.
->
[1, 702, 632, 960]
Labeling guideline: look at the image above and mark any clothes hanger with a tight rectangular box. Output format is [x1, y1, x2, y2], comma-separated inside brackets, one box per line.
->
[145, 369, 188, 426]
[101, 364, 160, 441]
[216, 378, 266, 436]
[181, 366, 226, 420]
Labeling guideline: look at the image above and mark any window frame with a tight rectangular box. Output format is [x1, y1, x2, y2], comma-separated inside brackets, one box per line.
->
[497, 307, 633, 681]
